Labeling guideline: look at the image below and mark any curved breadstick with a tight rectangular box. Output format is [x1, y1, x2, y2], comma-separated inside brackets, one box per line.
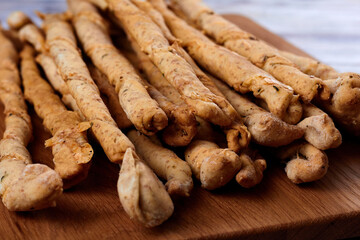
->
[127, 130, 193, 196]
[194, 119, 266, 188]
[170, 0, 330, 102]
[7, 11, 31, 30]
[275, 142, 328, 184]
[118, 148, 174, 227]
[297, 103, 342, 150]
[69, 0, 168, 135]
[236, 149, 266, 188]
[41, 13, 134, 163]
[213, 77, 304, 147]
[19, 24, 46, 53]
[88, 65, 133, 129]
[108, 0, 233, 127]
[185, 140, 242, 190]
[0, 31, 62, 211]
[20, 45, 93, 189]
[279, 50, 338, 80]
[150, 0, 302, 124]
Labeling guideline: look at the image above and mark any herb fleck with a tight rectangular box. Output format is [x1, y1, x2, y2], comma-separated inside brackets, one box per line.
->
[273, 86, 279, 91]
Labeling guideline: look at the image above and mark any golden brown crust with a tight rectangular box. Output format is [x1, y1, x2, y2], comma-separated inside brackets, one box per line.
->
[20, 45, 93, 189]
[69, 0, 168, 135]
[171, 0, 330, 102]
[236, 150, 266, 188]
[275, 141, 328, 184]
[118, 148, 174, 227]
[108, 0, 233, 127]
[7, 11, 32, 30]
[42, 13, 134, 163]
[150, 0, 302, 124]
[213, 77, 304, 147]
[185, 140, 241, 190]
[127, 130, 193, 197]
[0, 32, 62, 211]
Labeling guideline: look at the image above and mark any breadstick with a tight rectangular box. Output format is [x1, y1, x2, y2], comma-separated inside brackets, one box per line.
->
[275, 141, 328, 184]
[108, 0, 233, 127]
[185, 140, 242, 190]
[41, 13, 134, 163]
[0, 30, 62, 211]
[118, 148, 174, 227]
[150, 0, 302, 124]
[279, 51, 338, 80]
[69, 0, 168, 135]
[236, 148, 266, 188]
[297, 103, 342, 150]
[212, 77, 304, 147]
[7, 11, 31, 30]
[88, 65, 133, 129]
[319, 73, 360, 136]
[20, 45, 93, 189]
[170, 0, 330, 102]
[194, 119, 266, 188]
[127, 130, 193, 197]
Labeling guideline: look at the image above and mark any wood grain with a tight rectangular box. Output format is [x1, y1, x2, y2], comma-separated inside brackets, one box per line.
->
[0, 15, 359, 240]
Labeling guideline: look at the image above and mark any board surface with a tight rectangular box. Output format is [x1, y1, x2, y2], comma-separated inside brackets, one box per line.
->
[0, 14, 359, 240]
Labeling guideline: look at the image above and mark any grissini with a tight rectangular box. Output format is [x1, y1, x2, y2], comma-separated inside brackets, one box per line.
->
[40, 12, 134, 163]
[127, 130, 193, 197]
[212, 77, 304, 147]
[297, 103, 342, 150]
[69, 0, 168, 135]
[150, 0, 302, 125]
[107, 0, 234, 127]
[274, 141, 328, 184]
[0, 30, 63, 211]
[118, 148, 174, 227]
[170, 0, 330, 102]
[88, 65, 133, 129]
[20, 45, 93, 189]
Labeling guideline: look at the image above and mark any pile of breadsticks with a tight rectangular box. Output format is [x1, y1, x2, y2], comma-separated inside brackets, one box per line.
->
[0, 0, 358, 227]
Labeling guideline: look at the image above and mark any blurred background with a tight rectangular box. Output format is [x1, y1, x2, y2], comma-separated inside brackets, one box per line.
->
[0, 0, 359, 72]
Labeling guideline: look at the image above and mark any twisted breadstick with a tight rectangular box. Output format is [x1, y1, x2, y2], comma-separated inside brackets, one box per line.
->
[20, 45, 93, 189]
[150, 0, 302, 124]
[69, 0, 168, 135]
[127, 130, 193, 196]
[170, 0, 330, 102]
[275, 141, 328, 184]
[108, 0, 233, 127]
[0, 30, 62, 211]
[40, 13, 134, 163]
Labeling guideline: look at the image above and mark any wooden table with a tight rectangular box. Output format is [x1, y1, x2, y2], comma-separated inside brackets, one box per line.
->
[0, 13, 359, 240]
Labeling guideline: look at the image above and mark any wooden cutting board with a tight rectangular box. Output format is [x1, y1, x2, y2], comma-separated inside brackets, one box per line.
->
[0, 14, 359, 240]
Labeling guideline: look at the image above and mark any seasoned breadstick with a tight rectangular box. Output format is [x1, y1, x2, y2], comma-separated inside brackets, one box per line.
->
[69, 0, 168, 135]
[279, 51, 338, 80]
[118, 148, 174, 227]
[275, 141, 328, 184]
[0, 30, 62, 211]
[297, 103, 342, 150]
[88, 65, 133, 129]
[41, 13, 134, 163]
[20, 45, 93, 189]
[213, 77, 304, 147]
[127, 39, 249, 151]
[236, 148, 266, 188]
[319, 73, 360, 136]
[170, 0, 330, 102]
[185, 140, 241, 190]
[108, 0, 233, 127]
[150, 0, 302, 124]
[127, 130, 193, 197]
